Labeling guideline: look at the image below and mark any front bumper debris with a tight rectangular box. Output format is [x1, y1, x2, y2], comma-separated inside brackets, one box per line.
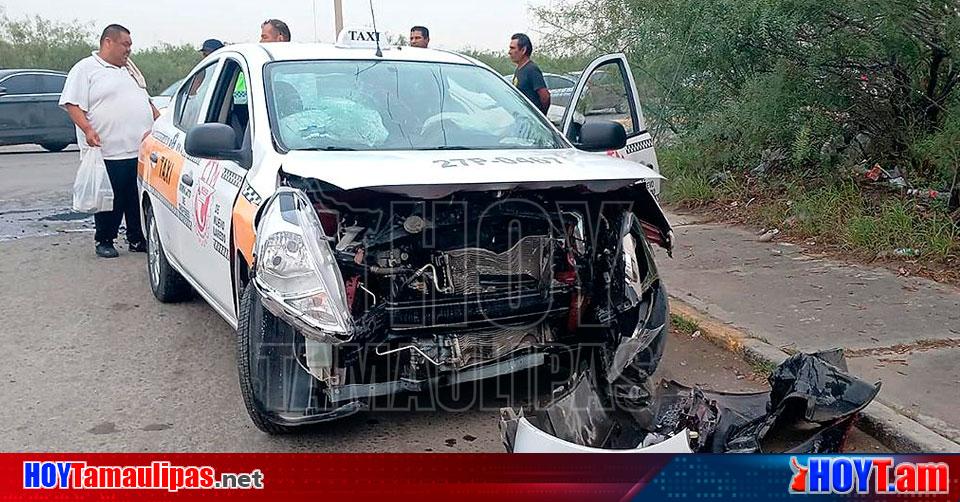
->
[500, 349, 881, 453]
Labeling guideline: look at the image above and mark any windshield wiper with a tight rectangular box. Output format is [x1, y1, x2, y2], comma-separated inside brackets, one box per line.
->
[417, 146, 475, 151]
[298, 146, 357, 152]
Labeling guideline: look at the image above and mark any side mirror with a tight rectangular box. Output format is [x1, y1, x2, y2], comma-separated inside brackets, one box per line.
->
[185, 123, 251, 168]
[0, 87, 8, 97]
[576, 120, 627, 152]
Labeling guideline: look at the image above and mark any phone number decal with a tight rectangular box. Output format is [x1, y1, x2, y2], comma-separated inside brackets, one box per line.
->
[433, 156, 566, 168]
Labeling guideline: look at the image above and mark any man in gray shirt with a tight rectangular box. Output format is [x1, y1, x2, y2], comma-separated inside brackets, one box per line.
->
[60, 24, 158, 258]
[509, 33, 550, 115]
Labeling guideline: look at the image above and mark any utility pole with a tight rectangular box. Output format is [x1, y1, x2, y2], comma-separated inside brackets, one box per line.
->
[334, 0, 343, 38]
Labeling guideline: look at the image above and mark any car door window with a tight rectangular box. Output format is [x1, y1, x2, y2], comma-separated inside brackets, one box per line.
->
[175, 64, 218, 131]
[573, 62, 637, 135]
[1, 74, 40, 95]
[204, 59, 250, 149]
[39, 75, 66, 94]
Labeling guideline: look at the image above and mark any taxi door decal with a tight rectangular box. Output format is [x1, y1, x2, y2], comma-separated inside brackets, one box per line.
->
[143, 131, 186, 218]
[194, 159, 221, 247]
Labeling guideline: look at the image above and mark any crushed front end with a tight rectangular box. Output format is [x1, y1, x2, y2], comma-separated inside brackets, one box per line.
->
[244, 175, 674, 428]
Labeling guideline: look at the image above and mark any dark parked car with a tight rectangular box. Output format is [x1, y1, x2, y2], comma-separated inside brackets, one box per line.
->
[0, 69, 76, 152]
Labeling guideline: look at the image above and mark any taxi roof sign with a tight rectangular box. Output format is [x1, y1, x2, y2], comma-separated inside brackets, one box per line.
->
[336, 28, 386, 49]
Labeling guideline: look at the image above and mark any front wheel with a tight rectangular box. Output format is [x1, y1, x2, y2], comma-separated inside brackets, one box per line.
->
[237, 282, 339, 434]
[145, 205, 192, 303]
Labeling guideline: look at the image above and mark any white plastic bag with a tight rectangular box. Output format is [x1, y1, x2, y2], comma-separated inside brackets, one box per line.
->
[72, 147, 114, 213]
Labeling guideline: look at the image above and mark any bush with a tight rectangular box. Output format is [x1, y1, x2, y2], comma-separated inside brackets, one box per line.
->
[133, 44, 201, 95]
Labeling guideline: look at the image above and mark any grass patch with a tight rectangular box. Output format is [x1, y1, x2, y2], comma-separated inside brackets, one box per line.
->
[664, 172, 716, 206]
[841, 200, 959, 259]
[749, 358, 778, 378]
[786, 182, 865, 239]
[670, 313, 701, 336]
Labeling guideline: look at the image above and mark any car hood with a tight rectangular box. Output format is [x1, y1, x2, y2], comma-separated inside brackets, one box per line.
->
[280, 148, 661, 199]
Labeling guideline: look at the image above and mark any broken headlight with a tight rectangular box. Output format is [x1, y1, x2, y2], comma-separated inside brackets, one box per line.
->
[622, 214, 658, 300]
[254, 188, 352, 338]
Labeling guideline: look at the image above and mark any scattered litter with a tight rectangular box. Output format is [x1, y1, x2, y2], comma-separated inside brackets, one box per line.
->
[906, 188, 949, 201]
[864, 164, 909, 190]
[770, 249, 783, 256]
[865, 164, 884, 181]
[893, 248, 921, 258]
[691, 330, 702, 339]
[758, 229, 780, 242]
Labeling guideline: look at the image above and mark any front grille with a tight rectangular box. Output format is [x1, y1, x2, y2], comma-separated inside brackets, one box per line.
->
[385, 288, 570, 331]
[453, 325, 550, 369]
[442, 235, 555, 295]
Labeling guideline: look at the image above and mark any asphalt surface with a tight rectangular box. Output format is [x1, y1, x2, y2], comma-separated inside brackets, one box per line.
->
[0, 145, 884, 452]
[0, 144, 93, 241]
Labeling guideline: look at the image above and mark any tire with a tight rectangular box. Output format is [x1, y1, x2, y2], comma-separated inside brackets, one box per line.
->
[40, 142, 70, 152]
[237, 282, 324, 434]
[145, 205, 192, 302]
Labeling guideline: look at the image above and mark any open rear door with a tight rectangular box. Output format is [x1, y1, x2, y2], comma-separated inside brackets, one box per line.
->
[562, 53, 660, 195]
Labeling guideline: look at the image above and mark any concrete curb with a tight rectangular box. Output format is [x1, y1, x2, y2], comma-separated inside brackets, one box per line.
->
[669, 296, 960, 453]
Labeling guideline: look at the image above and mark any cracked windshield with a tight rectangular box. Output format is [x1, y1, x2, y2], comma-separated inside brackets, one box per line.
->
[266, 60, 565, 151]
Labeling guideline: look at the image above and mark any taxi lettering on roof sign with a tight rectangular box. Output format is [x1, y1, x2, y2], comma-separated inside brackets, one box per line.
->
[336, 28, 384, 48]
[135, 40, 667, 435]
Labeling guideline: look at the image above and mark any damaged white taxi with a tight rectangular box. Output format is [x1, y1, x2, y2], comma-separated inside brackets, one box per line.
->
[137, 30, 673, 433]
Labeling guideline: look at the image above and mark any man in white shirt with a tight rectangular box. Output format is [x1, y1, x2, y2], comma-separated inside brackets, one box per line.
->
[60, 24, 159, 258]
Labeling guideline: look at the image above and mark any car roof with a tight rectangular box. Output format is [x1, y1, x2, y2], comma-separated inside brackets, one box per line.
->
[222, 42, 483, 68]
[0, 69, 67, 79]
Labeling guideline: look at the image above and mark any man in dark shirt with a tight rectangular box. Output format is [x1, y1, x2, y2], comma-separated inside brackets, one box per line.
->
[509, 33, 550, 114]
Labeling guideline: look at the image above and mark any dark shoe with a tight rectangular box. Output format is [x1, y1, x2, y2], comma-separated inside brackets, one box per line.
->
[96, 242, 119, 258]
[128, 241, 147, 253]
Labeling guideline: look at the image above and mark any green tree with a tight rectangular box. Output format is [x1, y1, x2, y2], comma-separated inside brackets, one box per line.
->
[535, 0, 960, 187]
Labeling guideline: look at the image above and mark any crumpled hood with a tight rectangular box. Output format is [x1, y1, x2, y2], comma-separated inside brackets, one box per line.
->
[280, 148, 661, 198]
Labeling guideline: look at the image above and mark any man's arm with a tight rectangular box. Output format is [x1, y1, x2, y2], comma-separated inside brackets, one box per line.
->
[63, 104, 101, 147]
[530, 66, 551, 115]
[536, 88, 551, 115]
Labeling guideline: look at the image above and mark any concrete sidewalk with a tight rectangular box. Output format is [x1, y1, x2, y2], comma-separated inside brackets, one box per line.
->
[657, 210, 960, 452]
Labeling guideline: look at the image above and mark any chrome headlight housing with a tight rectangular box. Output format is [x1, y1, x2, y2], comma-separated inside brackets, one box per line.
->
[621, 213, 659, 303]
[253, 187, 352, 340]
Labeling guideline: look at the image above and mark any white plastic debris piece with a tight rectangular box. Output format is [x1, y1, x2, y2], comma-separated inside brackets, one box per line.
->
[512, 418, 694, 454]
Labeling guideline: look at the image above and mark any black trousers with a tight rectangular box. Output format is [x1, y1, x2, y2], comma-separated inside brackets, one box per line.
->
[94, 157, 144, 245]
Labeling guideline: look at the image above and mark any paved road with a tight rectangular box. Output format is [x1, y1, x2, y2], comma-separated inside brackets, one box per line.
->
[0, 145, 91, 241]
[0, 145, 883, 452]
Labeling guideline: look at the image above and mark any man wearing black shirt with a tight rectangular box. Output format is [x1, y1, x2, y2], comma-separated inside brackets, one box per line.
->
[509, 33, 550, 114]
